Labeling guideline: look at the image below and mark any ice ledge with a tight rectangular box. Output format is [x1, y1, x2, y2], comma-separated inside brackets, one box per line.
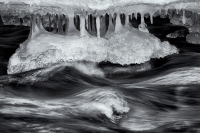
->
[7, 27, 178, 74]
[0, 0, 200, 12]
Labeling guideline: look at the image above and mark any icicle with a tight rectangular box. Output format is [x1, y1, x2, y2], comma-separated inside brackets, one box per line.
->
[28, 14, 40, 39]
[80, 14, 87, 36]
[165, 9, 168, 15]
[96, 15, 100, 38]
[176, 8, 179, 14]
[182, 10, 186, 25]
[136, 12, 138, 20]
[150, 12, 153, 24]
[133, 12, 135, 19]
[37, 14, 46, 32]
[111, 13, 115, 19]
[67, 14, 79, 36]
[115, 12, 123, 33]
[130, 13, 132, 20]
[140, 13, 144, 26]
[125, 13, 129, 26]
[107, 14, 114, 32]
[138, 13, 149, 33]
[86, 14, 89, 29]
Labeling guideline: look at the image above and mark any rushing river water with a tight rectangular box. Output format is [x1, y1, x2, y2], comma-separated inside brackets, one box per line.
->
[0, 16, 200, 133]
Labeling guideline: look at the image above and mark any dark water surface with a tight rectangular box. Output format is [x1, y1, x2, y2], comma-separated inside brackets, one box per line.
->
[0, 17, 200, 133]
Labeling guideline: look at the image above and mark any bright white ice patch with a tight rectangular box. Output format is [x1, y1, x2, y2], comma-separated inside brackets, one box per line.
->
[7, 27, 178, 74]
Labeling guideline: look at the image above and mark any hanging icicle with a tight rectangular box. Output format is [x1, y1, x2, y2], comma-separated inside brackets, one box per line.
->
[37, 14, 46, 32]
[135, 12, 138, 20]
[182, 9, 186, 25]
[67, 14, 79, 36]
[96, 15, 100, 38]
[125, 13, 129, 26]
[86, 14, 89, 29]
[138, 13, 149, 33]
[28, 13, 40, 39]
[107, 14, 115, 32]
[130, 13, 133, 20]
[150, 12, 153, 24]
[140, 13, 144, 26]
[115, 12, 123, 33]
[165, 8, 168, 15]
[176, 8, 179, 14]
[80, 14, 87, 36]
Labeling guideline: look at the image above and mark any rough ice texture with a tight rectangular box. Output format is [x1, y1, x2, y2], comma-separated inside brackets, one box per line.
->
[7, 27, 178, 74]
[166, 29, 188, 38]
[170, 14, 193, 27]
[187, 24, 200, 44]
[186, 33, 200, 44]
[0, 0, 185, 10]
[189, 24, 200, 33]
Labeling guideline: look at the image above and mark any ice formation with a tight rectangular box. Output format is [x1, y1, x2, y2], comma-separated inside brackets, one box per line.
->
[115, 13, 123, 33]
[166, 29, 188, 39]
[138, 13, 149, 33]
[0, 0, 199, 73]
[169, 10, 200, 44]
[96, 15, 100, 38]
[7, 20, 178, 74]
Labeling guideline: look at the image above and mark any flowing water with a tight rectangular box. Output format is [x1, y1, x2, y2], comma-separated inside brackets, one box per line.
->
[0, 16, 200, 133]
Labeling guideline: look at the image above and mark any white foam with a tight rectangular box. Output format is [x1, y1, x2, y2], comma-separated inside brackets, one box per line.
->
[136, 67, 200, 85]
[0, 88, 129, 123]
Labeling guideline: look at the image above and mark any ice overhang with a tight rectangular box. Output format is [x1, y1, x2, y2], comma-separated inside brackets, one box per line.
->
[0, 0, 200, 17]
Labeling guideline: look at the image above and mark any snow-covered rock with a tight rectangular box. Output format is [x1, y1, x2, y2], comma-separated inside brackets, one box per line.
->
[7, 26, 178, 74]
[170, 13, 193, 27]
[186, 33, 200, 44]
[166, 29, 188, 38]
[188, 24, 200, 33]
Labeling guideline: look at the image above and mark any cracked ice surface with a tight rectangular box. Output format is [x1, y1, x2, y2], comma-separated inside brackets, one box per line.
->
[7, 27, 178, 74]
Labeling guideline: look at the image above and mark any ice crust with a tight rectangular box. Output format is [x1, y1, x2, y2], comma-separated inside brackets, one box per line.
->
[7, 26, 178, 74]
[0, 0, 185, 10]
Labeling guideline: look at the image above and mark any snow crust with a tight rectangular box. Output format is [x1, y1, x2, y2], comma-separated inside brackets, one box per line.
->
[0, 0, 182, 10]
[7, 27, 178, 74]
